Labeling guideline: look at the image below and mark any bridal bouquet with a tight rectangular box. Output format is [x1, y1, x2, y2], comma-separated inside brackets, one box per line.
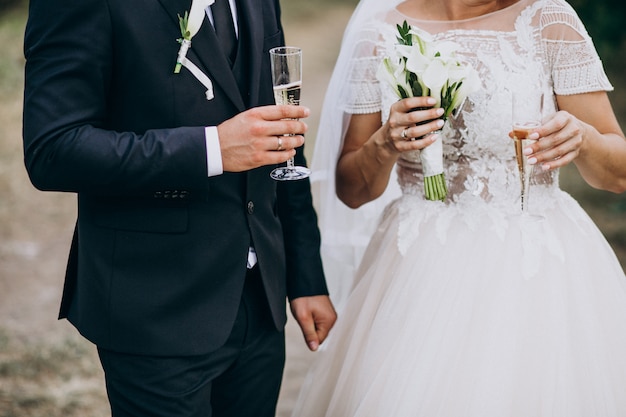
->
[378, 21, 480, 201]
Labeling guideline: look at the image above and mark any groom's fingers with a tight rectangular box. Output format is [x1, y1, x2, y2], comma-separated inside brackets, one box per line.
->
[290, 296, 337, 352]
[290, 297, 321, 351]
[313, 310, 335, 347]
[303, 319, 321, 352]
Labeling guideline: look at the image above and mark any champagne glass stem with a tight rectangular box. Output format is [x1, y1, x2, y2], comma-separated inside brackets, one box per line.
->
[512, 89, 543, 213]
[514, 137, 533, 211]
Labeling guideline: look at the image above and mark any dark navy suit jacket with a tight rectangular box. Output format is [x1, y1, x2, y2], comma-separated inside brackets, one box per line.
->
[23, 0, 327, 356]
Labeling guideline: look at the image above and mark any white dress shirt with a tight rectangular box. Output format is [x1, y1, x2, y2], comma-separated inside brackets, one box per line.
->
[204, 1, 239, 178]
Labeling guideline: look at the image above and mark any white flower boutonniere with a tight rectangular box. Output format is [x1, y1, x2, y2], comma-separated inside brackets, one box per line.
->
[174, 0, 216, 100]
[379, 21, 480, 201]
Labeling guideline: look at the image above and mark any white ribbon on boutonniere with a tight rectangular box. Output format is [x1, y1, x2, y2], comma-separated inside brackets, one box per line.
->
[174, 0, 215, 100]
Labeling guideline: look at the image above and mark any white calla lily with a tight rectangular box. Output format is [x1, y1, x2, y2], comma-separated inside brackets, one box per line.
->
[409, 27, 433, 48]
[448, 64, 481, 113]
[378, 58, 403, 98]
[187, 0, 215, 38]
[422, 59, 449, 104]
[432, 40, 459, 58]
[405, 47, 430, 77]
[394, 44, 414, 60]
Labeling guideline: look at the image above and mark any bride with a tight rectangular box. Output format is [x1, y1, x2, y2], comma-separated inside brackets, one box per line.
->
[293, 0, 626, 415]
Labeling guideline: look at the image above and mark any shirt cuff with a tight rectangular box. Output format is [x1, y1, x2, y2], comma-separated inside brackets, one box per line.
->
[205, 126, 224, 177]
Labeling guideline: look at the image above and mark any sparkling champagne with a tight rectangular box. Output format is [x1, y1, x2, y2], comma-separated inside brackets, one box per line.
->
[273, 81, 301, 106]
[512, 122, 539, 172]
[512, 122, 539, 211]
[512, 122, 539, 139]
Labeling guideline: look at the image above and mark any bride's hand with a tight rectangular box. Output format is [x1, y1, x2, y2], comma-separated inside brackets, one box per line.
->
[383, 96, 445, 153]
[337, 97, 444, 208]
[522, 110, 585, 171]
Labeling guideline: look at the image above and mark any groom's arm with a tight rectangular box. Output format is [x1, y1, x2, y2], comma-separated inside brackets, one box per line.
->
[22, 0, 211, 195]
[278, 147, 337, 351]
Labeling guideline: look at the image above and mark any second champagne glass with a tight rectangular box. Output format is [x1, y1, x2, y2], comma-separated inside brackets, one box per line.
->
[511, 90, 543, 213]
[269, 46, 311, 181]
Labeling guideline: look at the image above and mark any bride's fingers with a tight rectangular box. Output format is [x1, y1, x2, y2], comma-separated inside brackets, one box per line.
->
[539, 150, 576, 171]
[404, 106, 445, 127]
[390, 97, 438, 120]
[395, 128, 440, 152]
[528, 114, 583, 170]
[395, 96, 437, 112]
[403, 117, 445, 140]
[386, 117, 443, 152]
[530, 139, 579, 170]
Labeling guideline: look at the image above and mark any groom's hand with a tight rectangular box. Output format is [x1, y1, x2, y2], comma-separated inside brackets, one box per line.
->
[217, 105, 309, 172]
[290, 295, 337, 352]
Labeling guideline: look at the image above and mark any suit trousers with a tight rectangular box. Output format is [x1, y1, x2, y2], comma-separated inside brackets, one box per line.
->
[97, 266, 286, 417]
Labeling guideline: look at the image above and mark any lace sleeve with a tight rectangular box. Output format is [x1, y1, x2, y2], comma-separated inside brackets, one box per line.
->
[540, 0, 613, 95]
[341, 27, 382, 114]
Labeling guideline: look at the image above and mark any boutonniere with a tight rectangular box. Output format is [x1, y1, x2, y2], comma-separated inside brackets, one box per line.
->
[174, 0, 216, 100]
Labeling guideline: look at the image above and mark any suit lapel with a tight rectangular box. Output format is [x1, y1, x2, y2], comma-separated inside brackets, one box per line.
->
[192, 20, 245, 110]
[156, 0, 245, 111]
[155, 0, 191, 36]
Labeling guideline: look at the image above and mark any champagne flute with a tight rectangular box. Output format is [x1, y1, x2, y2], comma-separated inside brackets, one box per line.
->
[511, 91, 543, 213]
[269, 46, 311, 181]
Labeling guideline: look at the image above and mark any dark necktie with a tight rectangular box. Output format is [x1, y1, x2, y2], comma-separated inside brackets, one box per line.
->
[211, 0, 237, 65]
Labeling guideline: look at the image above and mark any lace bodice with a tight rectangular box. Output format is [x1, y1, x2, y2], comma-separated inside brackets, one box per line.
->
[344, 0, 612, 213]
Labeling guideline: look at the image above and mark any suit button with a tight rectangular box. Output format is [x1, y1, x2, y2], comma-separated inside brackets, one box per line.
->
[247, 201, 255, 214]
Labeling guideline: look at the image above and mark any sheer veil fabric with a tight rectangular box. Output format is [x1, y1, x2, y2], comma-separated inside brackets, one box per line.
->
[298, 0, 626, 416]
[309, 0, 404, 311]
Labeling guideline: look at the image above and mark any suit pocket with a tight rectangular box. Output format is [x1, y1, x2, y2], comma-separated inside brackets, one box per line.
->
[82, 197, 189, 234]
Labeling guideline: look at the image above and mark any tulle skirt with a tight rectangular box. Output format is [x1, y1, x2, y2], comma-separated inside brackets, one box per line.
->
[291, 188, 626, 417]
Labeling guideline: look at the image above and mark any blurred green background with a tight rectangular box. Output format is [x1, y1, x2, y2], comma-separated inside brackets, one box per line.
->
[0, 0, 624, 416]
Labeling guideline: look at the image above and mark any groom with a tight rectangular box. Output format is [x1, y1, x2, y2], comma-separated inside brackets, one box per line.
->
[22, 0, 336, 416]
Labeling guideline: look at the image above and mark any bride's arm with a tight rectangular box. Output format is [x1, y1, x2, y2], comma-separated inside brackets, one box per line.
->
[527, 91, 626, 193]
[336, 97, 444, 208]
[534, 4, 626, 193]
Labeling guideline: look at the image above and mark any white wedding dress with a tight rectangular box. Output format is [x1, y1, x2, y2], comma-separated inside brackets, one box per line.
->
[293, 0, 626, 416]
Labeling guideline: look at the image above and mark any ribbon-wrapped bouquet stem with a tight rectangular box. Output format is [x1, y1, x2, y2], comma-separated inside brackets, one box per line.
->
[378, 21, 480, 201]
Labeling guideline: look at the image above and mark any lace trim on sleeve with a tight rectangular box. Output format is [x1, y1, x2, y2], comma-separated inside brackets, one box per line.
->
[342, 27, 382, 114]
[544, 40, 613, 95]
[540, 1, 613, 95]
[342, 55, 382, 114]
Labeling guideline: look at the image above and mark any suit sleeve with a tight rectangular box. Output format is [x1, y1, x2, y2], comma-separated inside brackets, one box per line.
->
[277, 150, 329, 300]
[22, 0, 208, 195]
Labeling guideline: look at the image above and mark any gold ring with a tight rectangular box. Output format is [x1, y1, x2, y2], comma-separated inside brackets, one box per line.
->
[401, 128, 408, 139]
[277, 136, 283, 151]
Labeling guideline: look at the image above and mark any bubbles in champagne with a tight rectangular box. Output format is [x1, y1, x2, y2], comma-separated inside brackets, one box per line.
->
[273, 81, 301, 106]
